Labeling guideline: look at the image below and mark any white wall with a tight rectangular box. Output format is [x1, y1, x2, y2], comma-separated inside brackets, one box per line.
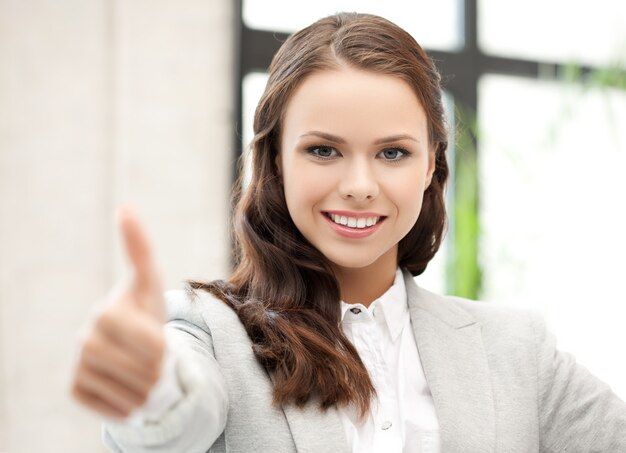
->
[0, 0, 234, 450]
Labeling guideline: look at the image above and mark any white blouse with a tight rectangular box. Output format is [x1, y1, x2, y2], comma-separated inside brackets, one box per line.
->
[127, 268, 440, 452]
[338, 267, 440, 453]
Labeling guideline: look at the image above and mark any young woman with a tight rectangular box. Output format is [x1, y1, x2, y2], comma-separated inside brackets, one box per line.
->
[70, 12, 626, 453]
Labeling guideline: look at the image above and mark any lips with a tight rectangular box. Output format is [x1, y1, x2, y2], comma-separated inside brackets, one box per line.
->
[321, 211, 386, 238]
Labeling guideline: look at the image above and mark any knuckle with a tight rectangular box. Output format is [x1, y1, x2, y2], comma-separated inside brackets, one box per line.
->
[95, 309, 115, 331]
[117, 407, 132, 419]
[81, 334, 100, 355]
[70, 369, 83, 387]
[153, 335, 166, 358]
[70, 382, 82, 400]
[71, 382, 91, 406]
[136, 388, 150, 406]
[145, 364, 161, 386]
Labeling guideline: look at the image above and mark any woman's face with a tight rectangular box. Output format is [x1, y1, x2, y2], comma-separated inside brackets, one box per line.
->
[277, 66, 435, 273]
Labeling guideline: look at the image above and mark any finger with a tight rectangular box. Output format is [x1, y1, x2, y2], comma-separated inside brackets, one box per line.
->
[75, 364, 146, 415]
[82, 331, 159, 395]
[116, 205, 160, 297]
[96, 304, 165, 365]
[72, 386, 129, 420]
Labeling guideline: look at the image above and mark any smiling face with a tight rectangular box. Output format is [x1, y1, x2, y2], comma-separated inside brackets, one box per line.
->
[277, 65, 435, 277]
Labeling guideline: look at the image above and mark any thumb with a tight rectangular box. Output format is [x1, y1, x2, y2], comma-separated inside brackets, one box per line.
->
[116, 205, 166, 321]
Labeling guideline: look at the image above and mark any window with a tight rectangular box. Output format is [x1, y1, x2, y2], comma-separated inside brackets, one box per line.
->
[479, 0, 626, 66]
[235, 0, 626, 398]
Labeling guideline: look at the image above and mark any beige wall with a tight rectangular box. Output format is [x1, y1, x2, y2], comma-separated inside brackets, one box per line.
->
[0, 0, 234, 451]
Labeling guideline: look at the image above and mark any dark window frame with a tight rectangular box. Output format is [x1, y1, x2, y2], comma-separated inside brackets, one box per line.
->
[231, 0, 601, 297]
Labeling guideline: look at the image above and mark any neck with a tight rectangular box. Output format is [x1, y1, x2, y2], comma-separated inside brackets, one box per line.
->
[333, 248, 398, 307]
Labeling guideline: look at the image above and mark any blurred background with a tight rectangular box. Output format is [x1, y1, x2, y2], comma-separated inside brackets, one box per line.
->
[1, 0, 625, 451]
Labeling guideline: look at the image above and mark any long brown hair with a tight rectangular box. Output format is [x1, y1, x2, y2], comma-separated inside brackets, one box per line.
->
[189, 12, 449, 420]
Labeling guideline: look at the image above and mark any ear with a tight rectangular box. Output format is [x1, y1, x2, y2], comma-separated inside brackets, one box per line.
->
[274, 151, 283, 181]
[275, 152, 281, 172]
[425, 147, 436, 189]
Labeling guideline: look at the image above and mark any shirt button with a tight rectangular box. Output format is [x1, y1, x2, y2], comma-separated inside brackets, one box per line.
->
[350, 307, 361, 314]
[381, 420, 392, 430]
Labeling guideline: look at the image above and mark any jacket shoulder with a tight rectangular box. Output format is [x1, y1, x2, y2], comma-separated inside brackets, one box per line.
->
[164, 287, 239, 328]
[405, 269, 541, 334]
[412, 283, 543, 346]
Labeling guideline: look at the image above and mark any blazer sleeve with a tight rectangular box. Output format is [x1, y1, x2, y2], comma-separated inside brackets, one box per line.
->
[532, 311, 626, 452]
[101, 290, 229, 452]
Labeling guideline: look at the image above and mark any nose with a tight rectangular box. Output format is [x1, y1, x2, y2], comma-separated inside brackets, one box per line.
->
[338, 159, 379, 202]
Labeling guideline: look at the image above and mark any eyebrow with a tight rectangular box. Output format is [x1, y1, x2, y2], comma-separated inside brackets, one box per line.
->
[298, 131, 420, 145]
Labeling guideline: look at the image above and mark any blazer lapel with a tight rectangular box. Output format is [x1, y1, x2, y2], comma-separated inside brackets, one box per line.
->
[404, 270, 495, 453]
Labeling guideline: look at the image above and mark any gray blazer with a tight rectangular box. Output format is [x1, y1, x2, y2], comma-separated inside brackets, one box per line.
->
[102, 269, 626, 452]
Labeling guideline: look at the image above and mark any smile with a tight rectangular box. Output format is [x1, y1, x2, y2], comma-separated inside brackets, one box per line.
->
[321, 211, 387, 239]
[324, 213, 382, 229]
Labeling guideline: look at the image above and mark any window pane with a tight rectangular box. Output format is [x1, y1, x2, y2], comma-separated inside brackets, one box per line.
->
[479, 74, 626, 399]
[479, 0, 626, 66]
[243, 0, 462, 51]
[242, 72, 268, 190]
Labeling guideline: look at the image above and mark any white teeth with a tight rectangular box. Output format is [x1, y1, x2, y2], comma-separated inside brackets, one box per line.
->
[328, 213, 381, 229]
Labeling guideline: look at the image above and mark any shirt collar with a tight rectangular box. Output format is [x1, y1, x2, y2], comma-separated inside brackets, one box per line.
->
[340, 267, 408, 342]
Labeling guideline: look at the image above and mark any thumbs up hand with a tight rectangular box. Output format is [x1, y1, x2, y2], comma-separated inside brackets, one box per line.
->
[70, 206, 168, 420]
